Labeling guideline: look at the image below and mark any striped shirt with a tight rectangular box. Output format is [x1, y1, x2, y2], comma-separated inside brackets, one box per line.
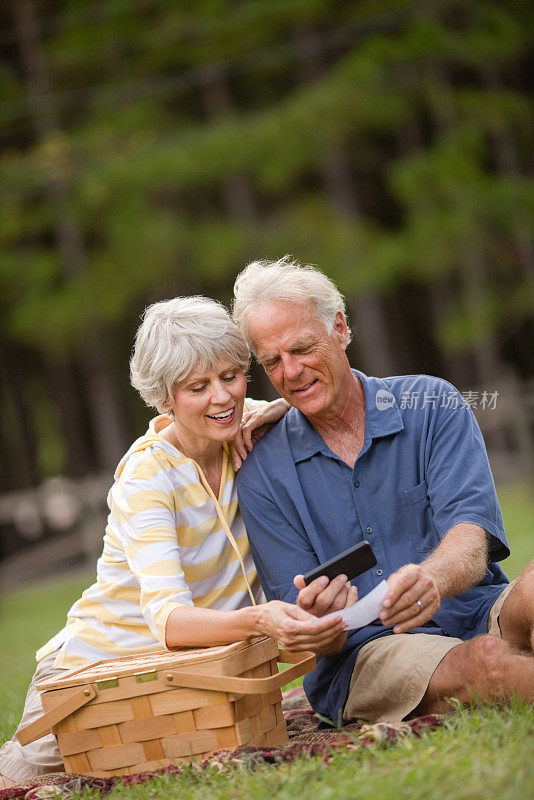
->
[37, 401, 265, 669]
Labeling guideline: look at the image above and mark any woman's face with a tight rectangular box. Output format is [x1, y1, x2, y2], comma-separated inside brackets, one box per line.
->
[170, 361, 247, 449]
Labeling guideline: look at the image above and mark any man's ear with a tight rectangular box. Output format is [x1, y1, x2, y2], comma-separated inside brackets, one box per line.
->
[333, 311, 349, 349]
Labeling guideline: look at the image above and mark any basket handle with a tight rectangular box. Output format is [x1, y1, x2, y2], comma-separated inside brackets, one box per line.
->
[16, 685, 96, 746]
[165, 649, 315, 694]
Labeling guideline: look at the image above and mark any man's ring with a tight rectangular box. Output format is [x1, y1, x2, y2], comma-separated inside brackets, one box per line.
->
[416, 600, 423, 611]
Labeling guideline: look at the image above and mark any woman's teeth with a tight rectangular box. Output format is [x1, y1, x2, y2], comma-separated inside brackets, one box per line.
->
[207, 409, 234, 421]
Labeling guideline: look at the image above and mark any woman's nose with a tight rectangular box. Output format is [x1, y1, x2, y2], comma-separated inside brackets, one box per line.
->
[210, 381, 232, 404]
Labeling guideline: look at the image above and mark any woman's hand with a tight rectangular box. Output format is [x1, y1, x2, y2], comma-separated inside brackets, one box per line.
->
[165, 600, 345, 653]
[255, 599, 346, 653]
[229, 398, 291, 470]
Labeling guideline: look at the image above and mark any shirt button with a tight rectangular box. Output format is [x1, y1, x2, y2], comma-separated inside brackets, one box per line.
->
[354, 480, 360, 488]
[376, 569, 383, 576]
[366, 526, 373, 534]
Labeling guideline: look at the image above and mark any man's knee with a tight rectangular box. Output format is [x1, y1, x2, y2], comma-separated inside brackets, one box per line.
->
[499, 562, 534, 650]
[469, 634, 512, 700]
[517, 560, 534, 591]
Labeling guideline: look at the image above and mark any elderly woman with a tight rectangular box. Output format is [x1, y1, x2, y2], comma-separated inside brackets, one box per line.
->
[0, 296, 345, 788]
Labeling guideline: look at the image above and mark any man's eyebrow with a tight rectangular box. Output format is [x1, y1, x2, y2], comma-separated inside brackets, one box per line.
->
[256, 352, 279, 365]
[257, 337, 316, 364]
[290, 337, 315, 350]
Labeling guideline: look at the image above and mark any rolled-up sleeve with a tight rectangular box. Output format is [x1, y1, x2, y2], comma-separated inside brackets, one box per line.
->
[425, 392, 509, 560]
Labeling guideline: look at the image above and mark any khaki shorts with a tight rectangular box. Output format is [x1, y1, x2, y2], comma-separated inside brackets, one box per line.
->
[343, 581, 516, 724]
[0, 651, 67, 783]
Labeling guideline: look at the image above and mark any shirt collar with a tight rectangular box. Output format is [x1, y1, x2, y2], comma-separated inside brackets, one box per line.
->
[288, 369, 404, 464]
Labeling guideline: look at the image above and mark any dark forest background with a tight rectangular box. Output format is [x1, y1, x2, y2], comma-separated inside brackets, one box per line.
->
[1, 0, 533, 574]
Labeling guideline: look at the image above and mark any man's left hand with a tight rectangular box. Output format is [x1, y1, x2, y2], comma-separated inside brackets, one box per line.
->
[379, 563, 441, 633]
[294, 573, 358, 617]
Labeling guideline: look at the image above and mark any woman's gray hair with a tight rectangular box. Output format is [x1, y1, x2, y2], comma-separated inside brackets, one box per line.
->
[232, 255, 352, 350]
[130, 296, 250, 413]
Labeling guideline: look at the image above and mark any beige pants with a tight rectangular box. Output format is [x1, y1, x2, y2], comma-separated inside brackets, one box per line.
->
[343, 581, 516, 724]
[0, 651, 67, 783]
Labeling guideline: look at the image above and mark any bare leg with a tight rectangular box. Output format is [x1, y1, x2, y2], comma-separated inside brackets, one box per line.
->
[498, 561, 534, 651]
[416, 634, 534, 715]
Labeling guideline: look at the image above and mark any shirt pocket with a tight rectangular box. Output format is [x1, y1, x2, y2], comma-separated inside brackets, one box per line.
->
[399, 479, 438, 560]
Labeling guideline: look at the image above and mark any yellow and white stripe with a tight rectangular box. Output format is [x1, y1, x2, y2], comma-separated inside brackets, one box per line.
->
[37, 401, 265, 669]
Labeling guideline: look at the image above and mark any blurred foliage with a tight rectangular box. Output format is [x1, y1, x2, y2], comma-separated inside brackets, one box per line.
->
[0, 0, 533, 487]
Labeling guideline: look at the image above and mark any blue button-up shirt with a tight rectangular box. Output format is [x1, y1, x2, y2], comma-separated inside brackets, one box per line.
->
[237, 371, 509, 724]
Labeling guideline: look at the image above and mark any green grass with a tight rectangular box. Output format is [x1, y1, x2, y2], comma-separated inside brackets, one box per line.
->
[1, 482, 533, 797]
[0, 568, 95, 742]
[76, 703, 534, 800]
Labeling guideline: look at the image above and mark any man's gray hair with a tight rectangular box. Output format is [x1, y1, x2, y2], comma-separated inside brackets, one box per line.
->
[232, 255, 352, 350]
[130, 296, 250, 413]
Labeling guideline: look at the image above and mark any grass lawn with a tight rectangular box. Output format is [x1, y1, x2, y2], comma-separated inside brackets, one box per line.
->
[0, 482, 532, 798]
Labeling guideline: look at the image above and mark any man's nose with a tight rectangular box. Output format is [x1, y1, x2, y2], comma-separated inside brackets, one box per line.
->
[281, 353, 303, 381]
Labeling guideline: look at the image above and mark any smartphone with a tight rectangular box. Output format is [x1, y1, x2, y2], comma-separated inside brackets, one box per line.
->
[302, 540, 377, 585]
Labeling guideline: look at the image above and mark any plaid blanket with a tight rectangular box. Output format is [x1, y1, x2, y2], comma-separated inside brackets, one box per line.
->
[1, 688, 443, 799]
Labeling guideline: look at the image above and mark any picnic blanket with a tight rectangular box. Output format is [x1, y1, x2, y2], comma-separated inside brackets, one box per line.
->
[1, 688, 443, 799]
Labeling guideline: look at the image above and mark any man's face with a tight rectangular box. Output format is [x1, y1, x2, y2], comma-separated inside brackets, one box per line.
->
[247, 300, 350, 418]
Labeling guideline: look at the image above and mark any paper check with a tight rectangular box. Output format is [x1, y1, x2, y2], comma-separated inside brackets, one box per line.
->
[324, 580, 389, 631]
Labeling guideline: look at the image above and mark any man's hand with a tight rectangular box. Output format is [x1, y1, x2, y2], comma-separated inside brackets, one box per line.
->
[228, 399, 290, 470]
[379, 563, 441, 633]
[294, 573, 358, 617]
[257, 600, 346, 652]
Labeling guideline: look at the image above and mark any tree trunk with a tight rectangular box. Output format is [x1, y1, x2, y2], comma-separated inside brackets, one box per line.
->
[294, 24, 396, 377]
[200, 66, 256, 223]
[198, 65, 276, 400]
[44, 361, 93, 476]
[482, 65, 534, 280]
[0, 346, 40, 488]
[460, 250, 501, 384]
[424, 64, 504, 388]
[423, 64, 511, 453]
[394, 68, 471, 387]
[12, 0, 128, 471]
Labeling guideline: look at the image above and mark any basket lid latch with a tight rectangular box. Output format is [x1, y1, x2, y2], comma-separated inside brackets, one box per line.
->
[134, 669, 158, 683]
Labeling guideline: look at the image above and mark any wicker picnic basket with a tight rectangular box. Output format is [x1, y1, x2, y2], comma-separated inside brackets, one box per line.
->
[16, 637, 315, 777]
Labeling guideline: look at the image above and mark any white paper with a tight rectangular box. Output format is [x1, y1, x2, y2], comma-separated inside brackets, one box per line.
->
[325, 580, 389, 631]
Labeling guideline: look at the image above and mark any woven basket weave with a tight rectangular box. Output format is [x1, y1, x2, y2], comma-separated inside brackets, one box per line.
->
[17, 637, 315, 777]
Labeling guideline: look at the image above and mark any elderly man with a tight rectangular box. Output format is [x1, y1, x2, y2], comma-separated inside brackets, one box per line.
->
[233, 256, 534, 726]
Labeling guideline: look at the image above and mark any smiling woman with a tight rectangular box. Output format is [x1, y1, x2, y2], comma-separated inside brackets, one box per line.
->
[0, 296, 347, 787]
[161, 362, 247, 493]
